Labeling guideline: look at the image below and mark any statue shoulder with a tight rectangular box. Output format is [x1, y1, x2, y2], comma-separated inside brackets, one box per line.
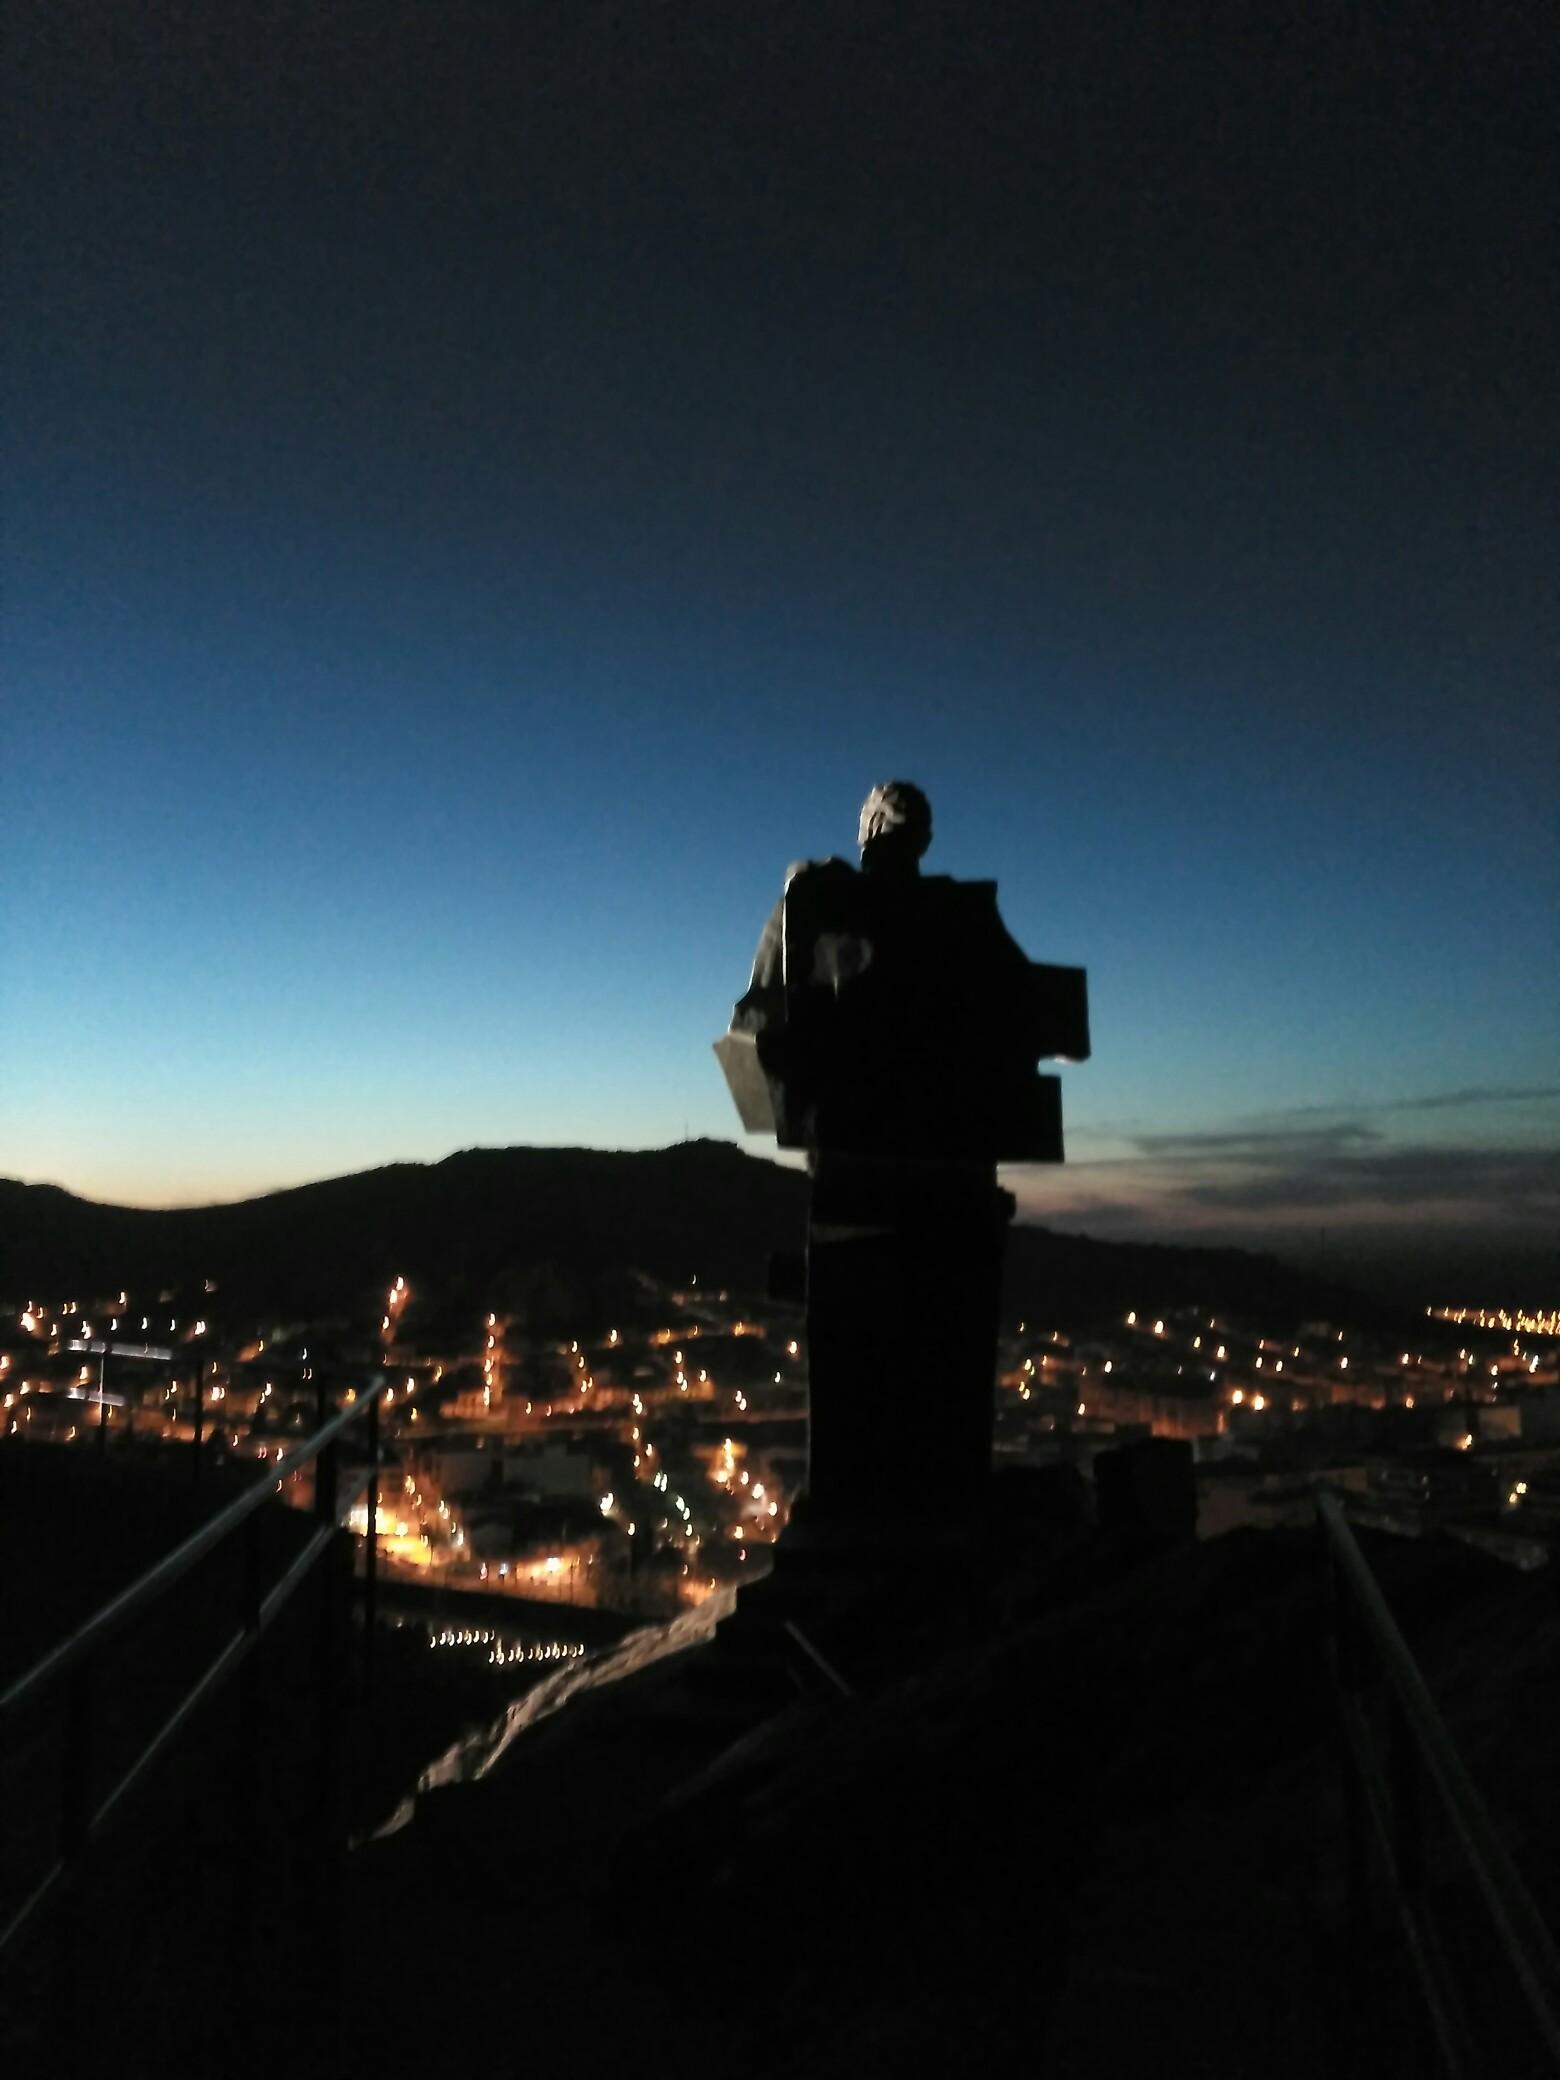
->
[783, 856, 857, 893]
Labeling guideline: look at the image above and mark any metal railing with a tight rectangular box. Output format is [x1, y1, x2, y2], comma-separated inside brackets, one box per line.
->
[0, 1374, 386, 1964]
[1317, 1485, 1560, 2075]
[5, 1343, 338, 1483]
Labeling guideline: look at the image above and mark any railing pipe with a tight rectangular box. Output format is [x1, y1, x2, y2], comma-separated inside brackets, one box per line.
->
[1316, 1487, 1560, 2070]
[0, 1380, 387, 1722]
[0, 1475, 372, 1959]
[0, 1376, 389, 1969]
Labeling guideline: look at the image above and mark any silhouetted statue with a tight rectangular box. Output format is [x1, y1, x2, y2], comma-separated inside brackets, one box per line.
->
[715, 781, 1088, 1538]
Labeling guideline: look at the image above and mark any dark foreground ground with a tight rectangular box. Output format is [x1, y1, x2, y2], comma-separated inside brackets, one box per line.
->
[4, 1447, 1558, 2079]
[339, 1522, 1560, 2080]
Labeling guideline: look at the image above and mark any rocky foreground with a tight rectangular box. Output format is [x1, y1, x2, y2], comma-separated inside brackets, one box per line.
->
[340, 1516, 1559, 2079]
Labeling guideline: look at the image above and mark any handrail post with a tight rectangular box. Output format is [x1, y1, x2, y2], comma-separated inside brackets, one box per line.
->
[312, 1420, 343, 1868]
[237, 1511, 266, 1956]
[51, 1657, 95, 2075]
[1389, 1689, 1425, 1897]
[1319, 1514, 1369, 1928]
[241, 1511, 263, 1635]
[191, 1361, 204, 1484]
[311, 1518, 347, 2073]
[61, 1657, 94, 1865]
[362, 1391, 379, 1701]
[316, 1438, 338, 1526]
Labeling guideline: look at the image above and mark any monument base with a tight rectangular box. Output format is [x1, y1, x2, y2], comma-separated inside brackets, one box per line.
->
[801, 1153, 1015, 1533]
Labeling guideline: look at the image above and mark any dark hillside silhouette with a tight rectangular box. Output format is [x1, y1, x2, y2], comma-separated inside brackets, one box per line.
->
[1, 1141, 1385, 1330]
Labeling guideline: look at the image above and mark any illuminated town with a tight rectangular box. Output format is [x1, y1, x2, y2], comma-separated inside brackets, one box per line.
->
[4, 1271, 1558, 1597]
[0, 1270, 810, 1618]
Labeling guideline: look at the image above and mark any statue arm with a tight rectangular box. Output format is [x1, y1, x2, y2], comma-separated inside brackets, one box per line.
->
[729, 854, 838, 1045]
[728, 888, 788, 1034]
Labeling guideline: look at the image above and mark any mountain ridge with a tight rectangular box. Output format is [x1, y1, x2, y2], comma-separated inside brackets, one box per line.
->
[0, 1140, 1385, 1329]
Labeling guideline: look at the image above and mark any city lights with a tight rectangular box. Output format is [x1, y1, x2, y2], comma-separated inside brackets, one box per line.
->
[12, 1263, 1554, 1638]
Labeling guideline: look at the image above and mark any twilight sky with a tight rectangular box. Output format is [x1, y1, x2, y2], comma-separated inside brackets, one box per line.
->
[3, 3, 1556, 1288]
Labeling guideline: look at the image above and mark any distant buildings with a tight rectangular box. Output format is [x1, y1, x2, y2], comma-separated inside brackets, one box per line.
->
[4, 1271, 1555, 1590]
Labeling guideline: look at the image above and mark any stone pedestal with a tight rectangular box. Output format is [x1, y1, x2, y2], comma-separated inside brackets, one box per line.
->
[800, 1153, 1014, 1532]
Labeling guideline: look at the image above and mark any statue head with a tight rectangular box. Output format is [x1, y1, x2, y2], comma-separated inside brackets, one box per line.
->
[857, 780, 932, 877]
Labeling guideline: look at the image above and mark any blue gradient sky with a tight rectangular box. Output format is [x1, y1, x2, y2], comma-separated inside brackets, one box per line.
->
[3, 4, 1555, 1279]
